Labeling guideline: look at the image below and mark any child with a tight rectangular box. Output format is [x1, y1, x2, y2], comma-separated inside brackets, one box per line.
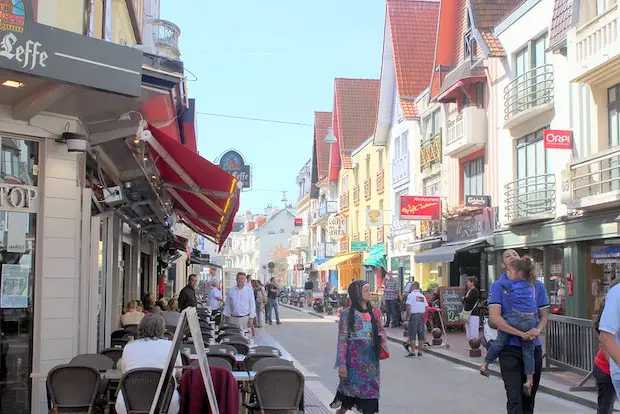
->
[480, 257, 538, 395]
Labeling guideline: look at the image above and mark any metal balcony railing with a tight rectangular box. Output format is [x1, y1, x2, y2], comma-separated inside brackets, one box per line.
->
[446, 114, 464, 146]
[568, 146, 620, 201]
[392, 153, 409, 185]
[340, 192, 349, 210]
[420, 131, 442, 171]
[364, 178, 371, 200]
[153, 19, 181, 59]
[504, 174, 556, 223]
[504, 64, 554, 122]
[319, 200, 338, 217]
[376, 170, 384, 195]
[353, 185, 360, 206]
[316, 241, 338, 259]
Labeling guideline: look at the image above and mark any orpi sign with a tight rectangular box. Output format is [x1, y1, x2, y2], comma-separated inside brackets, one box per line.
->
[327, 214, 347, 240]
[543, 130, 572, 150]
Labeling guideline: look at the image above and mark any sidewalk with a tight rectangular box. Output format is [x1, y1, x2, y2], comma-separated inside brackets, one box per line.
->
[282, 303, 617, 411]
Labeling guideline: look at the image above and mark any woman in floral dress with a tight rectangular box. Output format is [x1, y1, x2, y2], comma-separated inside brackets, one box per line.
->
[331, 280, 386, 414]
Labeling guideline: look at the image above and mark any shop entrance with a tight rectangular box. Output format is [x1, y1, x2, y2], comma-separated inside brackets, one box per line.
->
[450, 251, 481, 288]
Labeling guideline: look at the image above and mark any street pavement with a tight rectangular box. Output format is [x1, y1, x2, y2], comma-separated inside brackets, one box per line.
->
[263, 307, 590, 414]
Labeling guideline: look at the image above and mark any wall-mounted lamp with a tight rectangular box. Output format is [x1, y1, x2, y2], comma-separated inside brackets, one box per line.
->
[56, 132, 88, 153]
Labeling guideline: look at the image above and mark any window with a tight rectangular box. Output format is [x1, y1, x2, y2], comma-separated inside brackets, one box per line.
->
[341, 174, 349, 191]
[608, 84, 620, 148]
[395, 189, 407, 219]
[476, 83, 484, 108]
[394, 136, 401, 159]
[377, 149, 384, 171]
[516, 128, 548, 180]
[423, 173, 441, 196]
[423, 110, 440, 141]
[401, 131, 408, 154]
[353, 166, 359, 186]
[463, 157, 484, 197]
[365, 155, 371, 180]
[1, 149, 13, 177]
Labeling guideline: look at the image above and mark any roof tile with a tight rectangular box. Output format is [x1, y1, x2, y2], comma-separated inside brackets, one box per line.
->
[471, 0, 524, 29]
[480, 30, 506, 57]
[334, 78, 380, 152]
[387, 0, 440, 118]
[549, 0, 576, 51]
[314, 111, 333, 178]
[341, 153, 353, 170]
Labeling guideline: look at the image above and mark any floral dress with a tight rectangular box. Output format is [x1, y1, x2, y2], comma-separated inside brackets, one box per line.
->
[331, 307, 386, 413]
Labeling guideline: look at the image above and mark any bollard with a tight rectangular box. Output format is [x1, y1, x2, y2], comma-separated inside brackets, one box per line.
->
[431, 328, 443, 346]
[468, 337, 482, 357]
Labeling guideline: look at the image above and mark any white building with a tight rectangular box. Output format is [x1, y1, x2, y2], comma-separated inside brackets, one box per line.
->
[287, 160, 312, 286]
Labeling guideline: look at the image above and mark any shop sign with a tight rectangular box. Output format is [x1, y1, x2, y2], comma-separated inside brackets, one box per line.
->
[217, 149, 252, 190]
[0, 2, 142, 96]
[391, 216, 415, 238]
[0, 184, 38, 213]
[446, 207, 494, 243]
[543, 129, 572, 150]
[369, 243, 386, 256]
[327, 214, 347, 239]
[351, 240, 368, 252]
[400, 196, 441, 220]
[365, 209, 383, 227]
[465, 195, 491, 208]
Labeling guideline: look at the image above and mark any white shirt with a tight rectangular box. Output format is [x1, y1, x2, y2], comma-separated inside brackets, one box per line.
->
[115, 339, 182, 414]
[406, 290, 428, 314]
[208, 287, 223, 309]
[223, 285, 256, 318]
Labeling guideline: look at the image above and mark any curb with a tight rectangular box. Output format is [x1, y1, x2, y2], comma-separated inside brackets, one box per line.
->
[293, 307, 600, 411]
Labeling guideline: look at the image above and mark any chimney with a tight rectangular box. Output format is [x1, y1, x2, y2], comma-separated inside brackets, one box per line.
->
[264, 204, 274, 217]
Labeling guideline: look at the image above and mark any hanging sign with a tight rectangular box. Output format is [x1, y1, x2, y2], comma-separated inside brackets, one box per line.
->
[465, 195, 491, 208]
[365, 209, 383, 227]
[327, 214, 347, 240]
[400, 196, 441, 220]
[217, 149, 252, 190]
[543, 130, 572, 149]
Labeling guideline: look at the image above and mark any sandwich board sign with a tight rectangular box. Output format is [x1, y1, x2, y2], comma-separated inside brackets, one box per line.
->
[151, 307, 219, 414]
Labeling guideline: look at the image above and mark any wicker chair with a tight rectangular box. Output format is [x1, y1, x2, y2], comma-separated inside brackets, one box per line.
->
[119, 368, 175, 414]
[46, 364, 101, 413]
[218, 334, 248, 344]
[100, 348, 123, 367]
[207, 356, 233, 371]
[253, 366, 304, 412]
[242, 352, 278, 372]
[70, 354, 115, 372]
[205, 348, 237, 369]
[251, 358, 294, 372]
[123, 324, 138, 335]
[223, 340, 250, 355]
[251, 346, 282, 357]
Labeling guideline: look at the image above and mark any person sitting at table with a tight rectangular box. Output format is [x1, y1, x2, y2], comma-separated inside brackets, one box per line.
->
[116, 313, 182, 414]
[162, 298, 181, 327]
[143, 293, 161, 314]
[120, 300, 144, 327]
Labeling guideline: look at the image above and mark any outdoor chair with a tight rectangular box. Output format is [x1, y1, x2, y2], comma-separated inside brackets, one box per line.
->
[100, 348, 123, 367]
[123, 324, 138, 335]
[243, 352, 278, 372]
[213, 313, 222, 326]
[251, 358, 294, 372]
[218, 323, 241, 330]
[224, 340, 250, 355]
[46, 364, 102, 414]
[206, 347, 237, 369]
[251, 346, 282, 357]
[252, 366, 304, 412]
[206, 344, 237, 355]
[220, 335, 248, 344]
[119, 368, 175, 414]
[165, 325, 178, 335]
[70, 354, 115, 372]
[163, 332, 174, 340]
[207, 356, 233, 371]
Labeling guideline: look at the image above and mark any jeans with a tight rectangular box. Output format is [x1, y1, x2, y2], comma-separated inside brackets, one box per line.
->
[594, 365, 616, 414]
[266, 298, 280, 323]
[499, 345, 543, 414]
[485, 310, 537, 375]
[385, 299, 398, 326]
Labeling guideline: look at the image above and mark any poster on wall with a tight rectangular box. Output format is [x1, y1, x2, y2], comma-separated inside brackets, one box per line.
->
[7, 212, 27, 253]
[0, 264, 29, 308]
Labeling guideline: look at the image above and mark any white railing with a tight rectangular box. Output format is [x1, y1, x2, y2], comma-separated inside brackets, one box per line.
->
[504, 174, 556, 223]
[504, 65, 554, 122]
[392, 153, 410, 185]
[153, 19, 181, 59]
[446, 115, 464, 146]
[575, 3, 618, 66]
[567, 146, 620, 205]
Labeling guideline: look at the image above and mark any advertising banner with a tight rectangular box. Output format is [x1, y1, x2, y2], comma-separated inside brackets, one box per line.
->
[400, 196, 441, 220]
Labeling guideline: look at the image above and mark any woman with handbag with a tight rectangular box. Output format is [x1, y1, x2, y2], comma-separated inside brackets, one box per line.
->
[331, 280, 387, 414]
[462, 276, 481, 340]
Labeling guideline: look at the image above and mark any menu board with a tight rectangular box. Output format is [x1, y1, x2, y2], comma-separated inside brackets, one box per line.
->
[439, 287, 466, 326]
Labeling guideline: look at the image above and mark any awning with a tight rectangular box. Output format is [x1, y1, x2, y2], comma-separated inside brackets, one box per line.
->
[592, 246, 620, 264]
[318, 252, 360, 271]
[435, 61, 487, 103]
[171, 235, 189, 254]
[142, 123, 240, 250]
[363, 254, 387, 270]
[414, 238, 491, 264]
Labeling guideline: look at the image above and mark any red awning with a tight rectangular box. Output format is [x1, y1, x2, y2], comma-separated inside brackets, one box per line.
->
[143, 123, 240, 249]
[436, 77, 486, 103]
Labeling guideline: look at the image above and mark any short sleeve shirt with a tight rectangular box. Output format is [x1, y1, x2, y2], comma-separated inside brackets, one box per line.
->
[406, 290, 428, 314]
[488, 272, 550, 346]
[599, 284, 620, 380]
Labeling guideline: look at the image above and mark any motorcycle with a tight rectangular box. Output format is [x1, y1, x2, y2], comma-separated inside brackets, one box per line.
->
[277, 288, 290, 304]
[325, 293, 339, 315]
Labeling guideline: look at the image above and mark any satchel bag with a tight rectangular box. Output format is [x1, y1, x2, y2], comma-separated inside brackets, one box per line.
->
[459, 300, 479, 323]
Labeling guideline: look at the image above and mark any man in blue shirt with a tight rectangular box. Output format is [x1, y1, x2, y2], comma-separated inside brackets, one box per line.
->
[488, 249, 550, 414]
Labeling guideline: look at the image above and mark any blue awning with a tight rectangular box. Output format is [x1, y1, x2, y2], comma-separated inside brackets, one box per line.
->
[592, 246, 620, 264]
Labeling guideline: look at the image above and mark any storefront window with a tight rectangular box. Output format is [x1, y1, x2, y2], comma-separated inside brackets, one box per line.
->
[0, 136, 39, 413]
[547, 246, 565, 309]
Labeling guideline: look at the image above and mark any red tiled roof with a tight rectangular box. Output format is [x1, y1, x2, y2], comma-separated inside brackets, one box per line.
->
[341, 153, 353, 170]
[480, 30, 505, 57]
[314, 111, 333, 178]
[334, 78, 380, 152]
[387, 0, 440, 118]
[472, 0, 524, 29]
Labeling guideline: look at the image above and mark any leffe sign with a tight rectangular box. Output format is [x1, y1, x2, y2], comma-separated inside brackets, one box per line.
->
[217, 150, 252, 190]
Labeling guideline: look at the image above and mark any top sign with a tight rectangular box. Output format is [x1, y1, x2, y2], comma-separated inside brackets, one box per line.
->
[543, 130, 572, 150]
[218, 150, 252, 190]
[327, 214, 347, 240]
[400, 196, 441, 220]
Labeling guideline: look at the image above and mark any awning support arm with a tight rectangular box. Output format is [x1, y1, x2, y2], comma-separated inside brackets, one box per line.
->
[168, 188, 220, 235]
[163, 181, 234, 200]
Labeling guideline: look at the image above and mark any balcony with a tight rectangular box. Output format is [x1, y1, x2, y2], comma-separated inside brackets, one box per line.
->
[392, 153, 410, 186]
[504, 65, 554, 129]
[316, 241, 338, 259]
[568, 3, 620, 83]
[319, 200, 338, 217]
[445, 107, 487, 158]
[353, 185, 360, 206]
[420, 132, 442, 172]
[364, 229, 371, 244]
[563, 147, 620, 210]
[364, 178, 371, 200]
[340, 239, 349, 253]
[377, 226, 384, 243]
[340, 192, 349, 211]
[290, 234, 310, 251]
[153, 19, 181, 60]
[376, 170, 385, 195]
[504, 174, 556, 225]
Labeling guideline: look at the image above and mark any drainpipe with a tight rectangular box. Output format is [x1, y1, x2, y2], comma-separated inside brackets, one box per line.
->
[85, 0, 95, 37]
[102, 0, 113, 41]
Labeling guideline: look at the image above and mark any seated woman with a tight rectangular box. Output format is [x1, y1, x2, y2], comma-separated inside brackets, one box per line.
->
[143, 293, 161, 314]
[115, 314, 182, 414]
[120, 300, 144, 327]
[162, 298, 181, 327]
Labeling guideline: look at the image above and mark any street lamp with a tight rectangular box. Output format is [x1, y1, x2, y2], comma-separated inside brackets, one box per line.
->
[324, 127, 337, 144]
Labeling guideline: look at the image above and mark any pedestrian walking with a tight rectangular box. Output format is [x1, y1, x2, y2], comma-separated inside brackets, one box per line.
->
[462, 276, 482, 341]
[383, 273, 399, 328]
[598, 279, 620, 403]
[305, 277, 314, 307]
[265, 277, 281, 325]
[330, 280, 386, 414]
[251, 280, 265, 328]
[487, 249, 549, 414]
[404, 282, 428, 357]
[223, 272, 256, 330]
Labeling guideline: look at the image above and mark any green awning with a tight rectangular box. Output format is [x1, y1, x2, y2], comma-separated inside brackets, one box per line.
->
[363, 254, 387, 270]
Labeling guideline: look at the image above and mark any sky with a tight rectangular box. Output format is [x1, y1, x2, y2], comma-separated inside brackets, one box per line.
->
[161, 1, 385, 214]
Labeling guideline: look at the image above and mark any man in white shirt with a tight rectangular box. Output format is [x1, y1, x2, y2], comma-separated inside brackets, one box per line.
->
[207, 280, 223, 310]
[405, 282, 428, 357]
[223, 272, 256, 330]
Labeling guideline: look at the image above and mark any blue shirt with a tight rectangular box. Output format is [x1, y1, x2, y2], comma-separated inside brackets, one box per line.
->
[498, 277, 538, 313]
[599, 284, 620, 380]
[488, 273, 550, 346]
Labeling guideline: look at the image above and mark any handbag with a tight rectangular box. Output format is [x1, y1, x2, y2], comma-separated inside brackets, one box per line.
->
[380, 343, 390, 360]
[460, 300, 479, 323]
